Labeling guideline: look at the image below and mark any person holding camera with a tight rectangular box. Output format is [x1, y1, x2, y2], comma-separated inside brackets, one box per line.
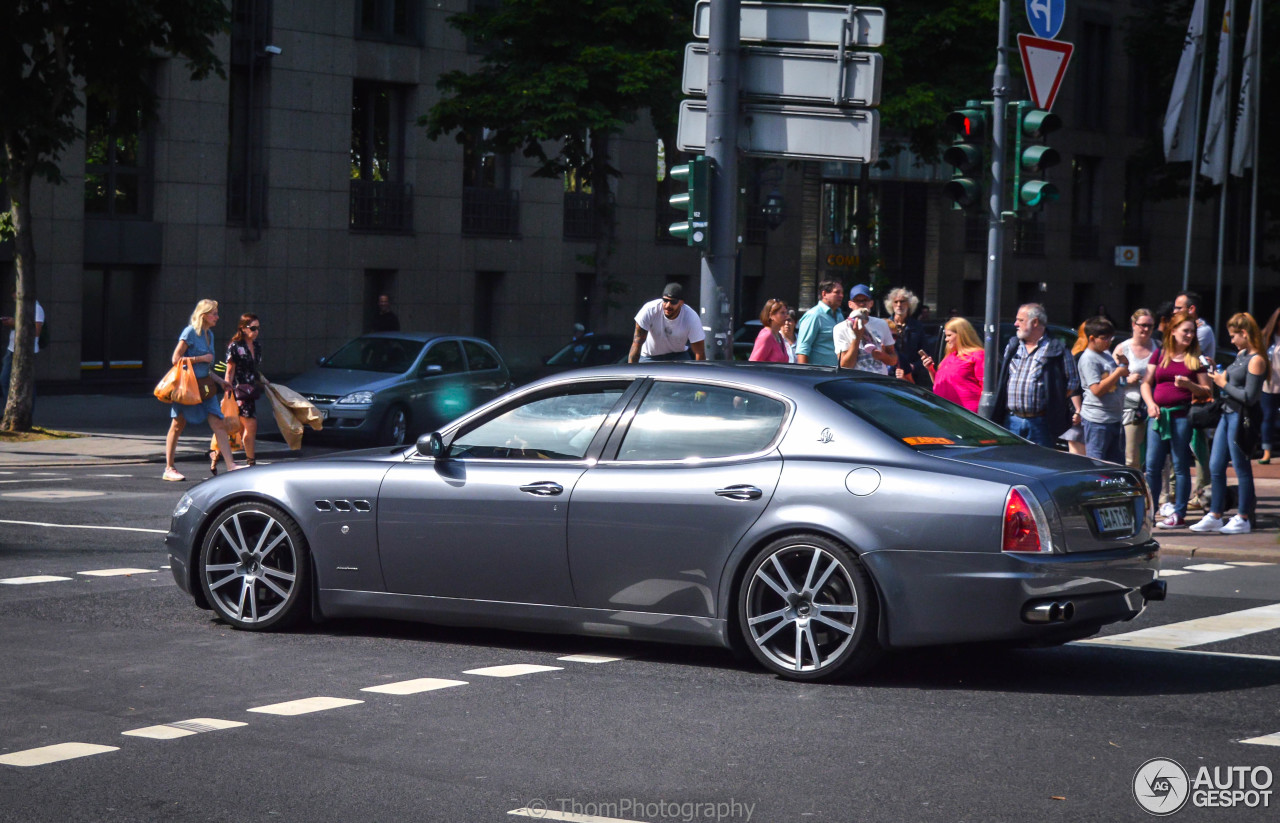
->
[834, 284, 897, 374]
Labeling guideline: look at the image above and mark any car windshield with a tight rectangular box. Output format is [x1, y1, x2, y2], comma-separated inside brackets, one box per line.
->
[817, 378, 1022, 449]
[324, 337, 426, 373]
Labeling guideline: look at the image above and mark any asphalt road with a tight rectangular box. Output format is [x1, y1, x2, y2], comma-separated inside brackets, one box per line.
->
[1, 464, 1279, 822]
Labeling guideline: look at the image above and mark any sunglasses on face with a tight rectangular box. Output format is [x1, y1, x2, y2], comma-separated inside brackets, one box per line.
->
[661, 297, 680, 304]
[246, 325, 260, 331]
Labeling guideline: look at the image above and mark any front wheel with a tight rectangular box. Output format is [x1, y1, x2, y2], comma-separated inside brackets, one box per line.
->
[199, 502, 309, 630]
[379, 406, 410, 446]
[738, 534, 880, 681]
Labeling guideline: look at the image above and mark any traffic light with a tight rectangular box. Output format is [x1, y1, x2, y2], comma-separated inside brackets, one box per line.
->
[669, 155, 711, 249]
[1012, 103, 1061, 213]
[943, 102, 987, 210]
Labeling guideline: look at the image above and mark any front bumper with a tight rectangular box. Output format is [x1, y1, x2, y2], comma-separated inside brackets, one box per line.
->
[861, 541, 1160, 649]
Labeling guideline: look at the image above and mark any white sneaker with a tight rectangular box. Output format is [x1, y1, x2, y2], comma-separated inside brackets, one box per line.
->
[1220, 515, 1252, 535]
[1189, 513, 1224, 533]
[1159, 502, 1176, 517]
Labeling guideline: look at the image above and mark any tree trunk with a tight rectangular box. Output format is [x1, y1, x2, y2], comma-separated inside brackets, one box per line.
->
[2, 167, 37, 432]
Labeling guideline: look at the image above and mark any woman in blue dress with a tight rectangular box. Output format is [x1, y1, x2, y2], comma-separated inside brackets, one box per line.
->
[163, 299, 238, 481]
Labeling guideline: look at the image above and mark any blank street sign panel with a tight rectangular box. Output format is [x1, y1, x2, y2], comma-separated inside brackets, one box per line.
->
[683, 44, 882, 107]
[677, 100, 880, 163]
[693, 1, 886, 48]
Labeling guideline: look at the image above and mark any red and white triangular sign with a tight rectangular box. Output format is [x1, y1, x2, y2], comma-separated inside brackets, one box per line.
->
[1018, 33, 1073, 111]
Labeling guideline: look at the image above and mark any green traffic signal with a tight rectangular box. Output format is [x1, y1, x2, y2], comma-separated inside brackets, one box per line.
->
[943, 102, 987, 211]
[669, 155, 710, 249]
[1011, 103, 1060, 216]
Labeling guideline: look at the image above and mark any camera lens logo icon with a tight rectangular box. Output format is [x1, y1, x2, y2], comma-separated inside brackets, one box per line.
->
[1133, 758, 1190, 815]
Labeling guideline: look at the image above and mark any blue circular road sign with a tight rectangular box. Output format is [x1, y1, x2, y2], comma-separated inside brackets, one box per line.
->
[1026, 0, 1066, 40]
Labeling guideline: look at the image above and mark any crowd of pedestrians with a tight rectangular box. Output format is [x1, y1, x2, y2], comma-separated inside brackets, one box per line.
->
[756, 283, 1272, 535]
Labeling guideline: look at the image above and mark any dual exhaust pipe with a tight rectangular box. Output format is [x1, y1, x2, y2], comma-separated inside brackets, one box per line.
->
[1024, 600, 1076, 624]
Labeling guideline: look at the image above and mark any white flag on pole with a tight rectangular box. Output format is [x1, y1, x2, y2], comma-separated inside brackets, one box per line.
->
[1200, 2, 1234, 185]
[1163, 0, 1206, 161]
[1230, 0, 1258, 176]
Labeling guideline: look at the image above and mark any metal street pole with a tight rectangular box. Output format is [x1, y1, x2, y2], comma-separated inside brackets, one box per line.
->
[977, 0, 1010, 419]
[701, 0, 740, 360]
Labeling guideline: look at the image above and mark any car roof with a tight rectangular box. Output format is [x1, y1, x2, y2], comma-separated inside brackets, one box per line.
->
[356, 331, 494, 346]
[525, 360, 869, 393]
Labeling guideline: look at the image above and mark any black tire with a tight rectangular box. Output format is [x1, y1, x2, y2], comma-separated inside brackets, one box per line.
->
[737, 533, 880, 681]
[378, 405, 410, 446]
[199, 501, 309, 631]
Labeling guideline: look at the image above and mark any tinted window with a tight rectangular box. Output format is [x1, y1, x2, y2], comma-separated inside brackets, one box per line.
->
[325, 337, 425, 373]
[421, 340, 464, 374]
[617, 381, 786, 461]
[462, 339, 500, 371]
[449, 383, 628, 460]
[817, 378, 1021, 448]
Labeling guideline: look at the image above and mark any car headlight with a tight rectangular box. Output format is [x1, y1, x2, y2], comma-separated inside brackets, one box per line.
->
[338, 391, 375, 405]
[173, 494, 193, 519]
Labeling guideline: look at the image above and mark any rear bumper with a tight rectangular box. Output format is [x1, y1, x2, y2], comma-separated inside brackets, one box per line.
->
[861, 541, 1160, 649]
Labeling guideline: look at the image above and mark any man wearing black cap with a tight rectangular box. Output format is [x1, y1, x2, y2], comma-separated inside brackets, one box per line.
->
[628, 283, 706, 363]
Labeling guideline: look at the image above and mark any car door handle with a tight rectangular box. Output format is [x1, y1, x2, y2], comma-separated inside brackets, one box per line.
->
[519, 481, 564, 497]
[715, 485, 763, 501]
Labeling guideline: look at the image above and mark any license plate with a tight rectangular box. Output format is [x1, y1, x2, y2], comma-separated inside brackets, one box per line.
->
[1096, 504, 1134, 534]
[318, 409, 328, 420]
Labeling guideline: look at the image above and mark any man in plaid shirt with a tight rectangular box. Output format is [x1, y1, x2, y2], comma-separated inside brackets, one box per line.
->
[991, 303, 1082, 447]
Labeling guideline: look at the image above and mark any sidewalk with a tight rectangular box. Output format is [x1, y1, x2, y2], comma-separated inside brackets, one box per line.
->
[2, 393, 1278, 562]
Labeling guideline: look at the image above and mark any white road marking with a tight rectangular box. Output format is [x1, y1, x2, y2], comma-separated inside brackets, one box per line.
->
[0, 742, 118, 767]
[77, 568, 157, 577]
[1, 490, 105, 500]
[0, 478, 69, 485]
[1184, 563, 1237, 572]
[361, 678, 468, 695]
[0, 575, 73, 585]
[1159, 569, 1192, 577]
[1078, 603, 1280, 650]
[0, 519, 166, 534]
[464, 664, 564, 678]
[557, 654, 624, 664]
[1241, 732, 1280, 747]
[509, 808, 643, 823]
[91, 474, 133, 478]
[247, 697, 364, 716]
[1228, 561, 1275, 567]
[123, 718, 246, 739]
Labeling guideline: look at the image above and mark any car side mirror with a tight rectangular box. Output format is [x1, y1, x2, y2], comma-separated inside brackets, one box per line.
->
[417, 431, 446, 458]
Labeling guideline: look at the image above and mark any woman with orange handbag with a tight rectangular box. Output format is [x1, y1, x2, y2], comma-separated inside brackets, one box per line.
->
[162, 299, 238, 481]
[213, 313, 264, 468]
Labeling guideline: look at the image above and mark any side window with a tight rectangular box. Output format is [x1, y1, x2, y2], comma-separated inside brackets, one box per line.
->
[587, 340, 618, 366]
[462, 339, 500, 371]
[617, 382, 787, 461]
[449, 383, 629, 460]
[421, 340, 464, 374]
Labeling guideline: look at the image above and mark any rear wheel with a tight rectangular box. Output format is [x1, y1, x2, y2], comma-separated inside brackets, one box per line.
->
[379, 405, 410, 446]
[738, 534, 880, 681]
[199, 502, 308, 630]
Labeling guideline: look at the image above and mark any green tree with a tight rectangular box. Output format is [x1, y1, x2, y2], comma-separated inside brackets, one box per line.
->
[0, 0, 227, 432]
[422, 0, 689, 324]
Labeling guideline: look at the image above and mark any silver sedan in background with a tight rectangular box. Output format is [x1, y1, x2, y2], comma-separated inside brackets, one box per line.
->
[167, 363, 1163, 681]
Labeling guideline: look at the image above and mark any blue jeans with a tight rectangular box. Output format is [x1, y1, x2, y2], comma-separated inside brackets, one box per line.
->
[1005, 414, 1053, 447]
[1083, 420, 1124, 464]
[1210, 410, 1255, 518]
[1262, 392, 1279, 452]
[1145, 414, 1193, 518]
[639, 350, 694, 363]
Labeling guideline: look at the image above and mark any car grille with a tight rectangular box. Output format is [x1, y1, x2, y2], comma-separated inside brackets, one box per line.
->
[303, 394, 339, 405]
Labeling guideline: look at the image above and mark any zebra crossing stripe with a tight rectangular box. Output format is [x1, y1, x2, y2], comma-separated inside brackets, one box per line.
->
[361, 678, 468, 695]
[122, 718, 247, 739]
[0, 743, 118, 767]
[1080, 603, 1280, 650]
[1, 575, 72, 585]
[247, 697, 363, 716]
[1241, 732, 1280, 747]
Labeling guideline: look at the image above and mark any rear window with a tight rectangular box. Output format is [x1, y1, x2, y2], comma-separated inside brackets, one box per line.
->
[817, 378, 1021, 449]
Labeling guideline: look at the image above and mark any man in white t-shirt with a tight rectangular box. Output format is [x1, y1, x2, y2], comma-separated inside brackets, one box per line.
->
[833, 284, 896, 374]
[1, 292, 44, 406]
[628, 282, 706, 363]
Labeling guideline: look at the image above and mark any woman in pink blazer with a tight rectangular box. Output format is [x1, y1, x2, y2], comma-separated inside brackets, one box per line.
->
[749, 299, 792, 362]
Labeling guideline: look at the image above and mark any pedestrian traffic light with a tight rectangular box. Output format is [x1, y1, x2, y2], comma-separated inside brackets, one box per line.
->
[1012, 103, 1061, 214]
[669, 155, 711, 249]
[943, 102, 987, 210]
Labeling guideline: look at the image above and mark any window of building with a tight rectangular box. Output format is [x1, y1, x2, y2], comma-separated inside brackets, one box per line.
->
[474, 271, 503, 339]
[1122, 159, 1147, 247]
[564, 168, 601, 240]
[81, 268, 150, 375]
[1070, 156, 1100, 259]
[1075, 19, 1111, 132]
[84, 100, 150, 218]
[357, 0, 422, 44]
[227, 0, 272, 231]
[462, 130, 518, 237]
[350, 80, 413, 233]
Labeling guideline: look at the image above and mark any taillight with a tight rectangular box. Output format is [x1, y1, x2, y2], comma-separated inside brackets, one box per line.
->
[1003, 487, 1047, 553]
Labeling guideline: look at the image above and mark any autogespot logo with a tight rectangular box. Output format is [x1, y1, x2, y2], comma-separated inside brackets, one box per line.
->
[1134, 758, 1191, 816]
